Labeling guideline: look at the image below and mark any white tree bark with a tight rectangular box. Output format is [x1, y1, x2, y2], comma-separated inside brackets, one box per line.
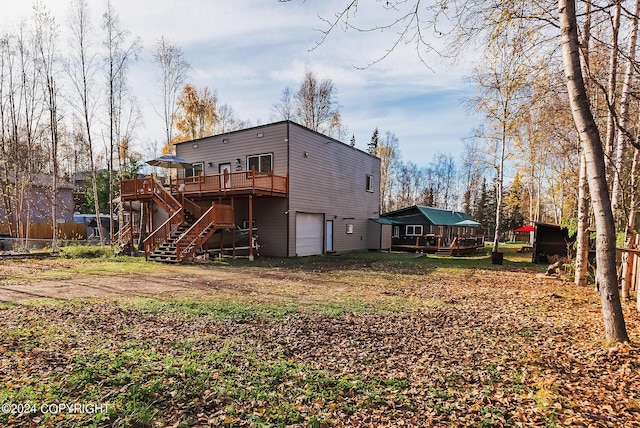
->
[611, 0, 640, 221]
[574, 151, 589, 287]
[559, 0, 628, 343]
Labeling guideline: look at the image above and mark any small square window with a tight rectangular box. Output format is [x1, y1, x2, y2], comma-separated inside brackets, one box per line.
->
[185, 162, 203, 177]
[247, 153, 273, 173]
[406, 225, 423, 236]
[366, 174, 374, 192]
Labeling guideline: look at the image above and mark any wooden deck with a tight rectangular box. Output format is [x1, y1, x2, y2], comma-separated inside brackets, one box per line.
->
[121, 170, 288, 201]
[392, 235, 485, 255]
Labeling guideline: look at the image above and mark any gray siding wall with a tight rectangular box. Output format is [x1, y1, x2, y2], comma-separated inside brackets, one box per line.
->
[174, 123, 290, 256]
[230, 197, 287, 257]
[175, 123, 288, 177]
[287, 123, 380, 256]
[172, 121, 381, 257]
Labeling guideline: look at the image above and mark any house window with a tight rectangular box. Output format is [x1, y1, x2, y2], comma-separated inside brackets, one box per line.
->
[185, 162, 203, 177]
[247, 153, 272, 173]
[406, 225, 423, 236]
[393, 226, 400, 238]
[366, 174, 374, 192]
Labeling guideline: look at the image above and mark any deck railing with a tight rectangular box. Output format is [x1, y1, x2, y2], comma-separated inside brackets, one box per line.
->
[122, 170, 287, 201]
[175, 203, 234, 262]
[121, 176, 182, 213]
[174, 169, 287, 195]
[120, 176, 154, 199]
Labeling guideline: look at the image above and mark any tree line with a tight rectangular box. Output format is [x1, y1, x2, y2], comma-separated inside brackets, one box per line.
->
[280, 0, 640, 343]
[0, 1, 251, 247]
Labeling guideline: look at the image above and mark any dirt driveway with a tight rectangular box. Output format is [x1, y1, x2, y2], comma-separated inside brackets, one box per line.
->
[0, 257, 430, 305]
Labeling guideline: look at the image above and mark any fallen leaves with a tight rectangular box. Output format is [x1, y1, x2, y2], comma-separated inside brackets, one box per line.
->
[0, 261, 639, 426]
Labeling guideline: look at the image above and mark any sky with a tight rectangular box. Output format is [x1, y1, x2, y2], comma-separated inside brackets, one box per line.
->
[2, 0, 478, 168]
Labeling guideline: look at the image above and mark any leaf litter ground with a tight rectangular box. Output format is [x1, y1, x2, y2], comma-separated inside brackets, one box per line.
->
[0, 254, 639, 427]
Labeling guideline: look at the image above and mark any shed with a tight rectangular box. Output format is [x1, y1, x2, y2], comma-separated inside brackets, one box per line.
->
[367, 217, 400, 251]
[532, 223, 575, 264]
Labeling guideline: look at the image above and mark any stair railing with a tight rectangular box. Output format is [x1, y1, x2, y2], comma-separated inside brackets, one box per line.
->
[449, 236, 458, 256]
[115, 222, 133, 245]
[143, 207, 184, 260]
[150, 176, 181, 215]
[181, 195, 203, 218]
[175, 203, 234, 262]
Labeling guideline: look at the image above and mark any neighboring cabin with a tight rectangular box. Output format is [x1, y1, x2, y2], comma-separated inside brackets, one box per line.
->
[381, 205, 484, 255]
[121, 121, 381, 260]
[0, 173, 75, 225]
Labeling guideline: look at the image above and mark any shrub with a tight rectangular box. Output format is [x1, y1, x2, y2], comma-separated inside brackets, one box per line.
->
[59, 244, 116, 259]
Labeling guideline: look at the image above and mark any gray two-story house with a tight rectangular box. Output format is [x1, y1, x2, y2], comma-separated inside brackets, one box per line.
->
[121, 121, 381, 261]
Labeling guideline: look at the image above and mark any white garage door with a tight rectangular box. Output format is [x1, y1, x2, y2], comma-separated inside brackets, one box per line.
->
[296, 213, 323, 256]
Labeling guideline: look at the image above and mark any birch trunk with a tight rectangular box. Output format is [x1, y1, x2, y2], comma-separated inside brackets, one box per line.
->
[622, 148, 639, 299]
[603, 1, 621, 163]
[611, 0, 640, 222]
[559, 0, 629, 343]
[575, 152, 589, 287]
[492, 127, 506, 253]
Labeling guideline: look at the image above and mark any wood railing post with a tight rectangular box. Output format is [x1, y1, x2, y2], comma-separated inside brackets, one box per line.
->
[251, 166, 255, 190]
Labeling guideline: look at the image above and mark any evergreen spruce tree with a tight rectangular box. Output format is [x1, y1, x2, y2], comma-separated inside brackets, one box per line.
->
[368, 128, 379, 154]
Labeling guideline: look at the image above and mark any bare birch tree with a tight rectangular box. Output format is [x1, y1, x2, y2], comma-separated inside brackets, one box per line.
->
[273, 70, 346, 139]
[103, 0, 140, 240]
[153, 36, 189, 154]
[271, 87, 294, 121]
[468, 27, 531, 252]
[0, 33, 18, 238]
[611, 0, 640, 223]
[33, 3, 62, 250]
[66, 0, 104, 244]
[574, 151, 590, 287]
[375, 131, 400, 213]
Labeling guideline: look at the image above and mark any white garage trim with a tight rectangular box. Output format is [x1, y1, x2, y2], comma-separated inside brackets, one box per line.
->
[295, 212, 324, 256]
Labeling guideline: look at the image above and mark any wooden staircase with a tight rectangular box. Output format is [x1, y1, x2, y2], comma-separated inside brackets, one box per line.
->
[138, 178, 235, 263]
[436, 237, 457, 256]
[175, 204, 234, 262]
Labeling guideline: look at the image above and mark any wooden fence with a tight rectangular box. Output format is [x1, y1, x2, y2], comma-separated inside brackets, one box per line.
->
[0, 222, 87, 240]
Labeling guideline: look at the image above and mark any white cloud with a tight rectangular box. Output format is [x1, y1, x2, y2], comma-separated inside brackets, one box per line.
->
[1, 0, 479, 167]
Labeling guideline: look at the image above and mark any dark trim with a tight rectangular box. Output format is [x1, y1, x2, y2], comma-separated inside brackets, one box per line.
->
[286, 121, 290, 257]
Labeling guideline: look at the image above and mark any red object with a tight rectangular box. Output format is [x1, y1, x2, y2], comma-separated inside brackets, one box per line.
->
[514, 225, 535, 233]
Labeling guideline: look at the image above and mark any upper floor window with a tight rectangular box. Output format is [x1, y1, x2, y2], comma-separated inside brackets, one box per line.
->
[185, 162, 203, 177]
[247, 153, 272, 173]
[366, 174, 374, 192]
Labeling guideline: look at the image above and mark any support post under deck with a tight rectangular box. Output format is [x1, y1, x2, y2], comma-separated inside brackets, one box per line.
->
[248, 194, 253, 261]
